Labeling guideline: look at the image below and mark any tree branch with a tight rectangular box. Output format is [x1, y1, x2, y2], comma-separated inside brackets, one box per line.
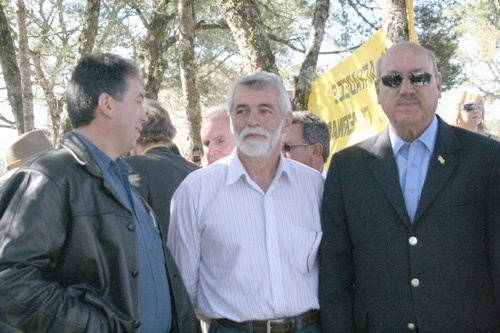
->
[195, 19, 229, 30]
[123, 0, 150, 30]
[347, 0, 377, 28]
[0, 114, 15, 127]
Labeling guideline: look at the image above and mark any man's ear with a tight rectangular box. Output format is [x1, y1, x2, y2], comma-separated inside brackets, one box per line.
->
[281, 112, 293, 134]
[312, 142, 323, 158]
[97, 93, 115, 118]
[435, 72, 443, 98]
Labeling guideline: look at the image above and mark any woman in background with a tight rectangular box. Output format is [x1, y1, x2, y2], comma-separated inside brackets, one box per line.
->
[187, 143, 203, 167]
[451, 90, 500, 142]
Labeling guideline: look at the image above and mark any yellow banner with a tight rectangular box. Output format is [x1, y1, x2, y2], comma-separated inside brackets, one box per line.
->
[308, 29, 388, 167]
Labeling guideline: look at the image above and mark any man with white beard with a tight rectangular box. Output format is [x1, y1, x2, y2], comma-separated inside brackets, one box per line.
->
[167, 71, 324, 333]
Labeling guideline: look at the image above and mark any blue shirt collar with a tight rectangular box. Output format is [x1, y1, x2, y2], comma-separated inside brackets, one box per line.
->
[72, 131, 131, 175]
[389, 115, 438, 156]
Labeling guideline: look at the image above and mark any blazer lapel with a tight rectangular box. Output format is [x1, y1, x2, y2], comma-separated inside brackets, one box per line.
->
[364, 130, 412, 226]
[413, 118, 460, 223]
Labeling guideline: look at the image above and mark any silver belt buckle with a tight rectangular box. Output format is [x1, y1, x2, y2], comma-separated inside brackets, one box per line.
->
[266, 318, 285, 333]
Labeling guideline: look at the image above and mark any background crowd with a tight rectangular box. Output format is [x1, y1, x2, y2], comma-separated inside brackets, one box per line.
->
[0, 41, 499, 333]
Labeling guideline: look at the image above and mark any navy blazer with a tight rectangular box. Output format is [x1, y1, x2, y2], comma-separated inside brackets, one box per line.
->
[125, 146, 198, 239]
[319, 116, 500, 332]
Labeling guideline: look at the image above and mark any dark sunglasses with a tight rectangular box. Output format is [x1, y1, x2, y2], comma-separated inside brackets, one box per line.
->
[191, 156, 201, 163]
[463, 103, 483, 112]
[281, 142, 311, 152]
[379, 71, 436, 88]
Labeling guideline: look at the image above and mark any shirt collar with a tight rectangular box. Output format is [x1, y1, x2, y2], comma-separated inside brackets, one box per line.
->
[389, 115, 438, 156]
[72, 131, 130, 175]
[321, 167, 327, 179]
[142, 144, 169, 155]
[226, 149, 291, 187]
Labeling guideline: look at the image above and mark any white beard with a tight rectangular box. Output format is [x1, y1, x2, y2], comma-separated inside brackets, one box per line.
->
[234, 120, 283, 160]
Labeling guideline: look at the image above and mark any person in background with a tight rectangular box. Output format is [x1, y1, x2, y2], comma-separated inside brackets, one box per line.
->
[187, 143, 203, 167]
[200, 105, 236, 166]
[319, 42, 499, 332]
[0, 53, 200, 333]
[0, 129, 54, 332]
[281, 110, 330, 178]
[129, 99, 178, 157]
[126, 98, 198, 238]
[168, 71, 324, 333]
[0, 129, 54, 187]
[450, 90, 500, 142]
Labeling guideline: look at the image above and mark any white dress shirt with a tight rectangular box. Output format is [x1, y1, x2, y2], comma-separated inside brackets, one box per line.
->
[167, 150, 324, 322]
[321, 167, 327, 179]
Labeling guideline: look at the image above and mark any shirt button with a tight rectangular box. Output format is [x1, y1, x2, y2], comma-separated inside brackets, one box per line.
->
[409, 187, 415, 193]
[411, 163, 416, 168]
[131, 270, 139, 278]
[133, 320, 141, 328]
[407, 323, 416, 330]
[409, 237, 418, 246]
[411, 278, 420, 287]
[127, 223, 135, 231]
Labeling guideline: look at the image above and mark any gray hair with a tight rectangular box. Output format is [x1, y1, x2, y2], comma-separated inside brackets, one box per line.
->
[201, 105, 229, 127]
[292, 110, 331, 162]
[227, 71, 292, 117]
[137, 99, 177, 144]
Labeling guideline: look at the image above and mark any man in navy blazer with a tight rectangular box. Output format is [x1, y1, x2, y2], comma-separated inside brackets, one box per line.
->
[125, 99, 198, 238]
[319, 42, 500, 332]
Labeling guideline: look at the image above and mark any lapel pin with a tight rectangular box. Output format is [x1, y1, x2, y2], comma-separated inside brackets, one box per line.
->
[438, 156, 445, 164]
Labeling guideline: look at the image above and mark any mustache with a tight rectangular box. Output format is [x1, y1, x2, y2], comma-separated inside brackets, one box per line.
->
[239, 126, 269, 139]
[397, 96, 419, 104]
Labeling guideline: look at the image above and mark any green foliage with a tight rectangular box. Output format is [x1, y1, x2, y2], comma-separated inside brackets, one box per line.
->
[1, 0, 497, 150]
[160, 1, 241, 112]
[414, 0, 463, 91]
[452, 0, 500, 102]
[481, 0, 500, 30]
[162, 0, 319, 112]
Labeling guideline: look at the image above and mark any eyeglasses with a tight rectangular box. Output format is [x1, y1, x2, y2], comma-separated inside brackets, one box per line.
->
[191, 156, 201, 163]
[379, 71, 437, 88]
[463, 103, 483, 112]
[281, 142, 311, 152]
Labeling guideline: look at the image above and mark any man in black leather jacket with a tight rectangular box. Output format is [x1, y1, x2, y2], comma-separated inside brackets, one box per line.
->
[0, 53, 200, 333]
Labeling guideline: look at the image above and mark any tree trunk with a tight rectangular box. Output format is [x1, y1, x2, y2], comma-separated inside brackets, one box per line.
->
[78, 0, 101, 57]
[143, 0, 175, 100]
[293, 0, 330, 111]
[0, 2, 24, 133]
[31, 51, 64, 145]
[383, 0, 409, 46]
[16, 0, 34, 132]
[216, 0, 279, 75]
[60, 0, 101, 139]
[178, 0, 201, 147]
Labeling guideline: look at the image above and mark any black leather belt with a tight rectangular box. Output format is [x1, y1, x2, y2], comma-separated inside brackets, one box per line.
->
[214, 309, 319, 333]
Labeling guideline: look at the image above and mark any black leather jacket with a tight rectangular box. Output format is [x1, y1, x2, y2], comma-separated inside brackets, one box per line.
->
[0, 132, 200, 333]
